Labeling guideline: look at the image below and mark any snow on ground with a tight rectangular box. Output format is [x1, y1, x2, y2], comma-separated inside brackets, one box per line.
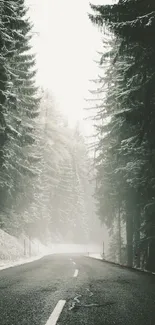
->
[0, 229, 50, 271]
[0, 231, 104, 271]
[0, 255, 44, 271]
[87, 253, 103, 260]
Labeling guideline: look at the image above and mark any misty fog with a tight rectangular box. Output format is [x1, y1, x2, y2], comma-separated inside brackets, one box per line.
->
[1, 1, 155, 325]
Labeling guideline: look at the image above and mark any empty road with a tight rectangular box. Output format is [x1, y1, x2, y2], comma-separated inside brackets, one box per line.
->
[0, 254, 155, 325]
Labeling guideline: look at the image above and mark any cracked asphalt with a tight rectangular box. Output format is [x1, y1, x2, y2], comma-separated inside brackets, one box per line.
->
[0, 254, 155, 325]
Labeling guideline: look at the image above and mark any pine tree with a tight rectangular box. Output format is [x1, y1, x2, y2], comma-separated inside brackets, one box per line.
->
[89, 0, 155, 270]
[0, 0, 39, 234]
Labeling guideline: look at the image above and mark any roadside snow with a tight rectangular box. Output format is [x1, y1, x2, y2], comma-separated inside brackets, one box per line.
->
[88, 253, 103, 260]
[0, 233, 105, 271]
[0, 254, 45, 271]
[0, 229, 50, 271]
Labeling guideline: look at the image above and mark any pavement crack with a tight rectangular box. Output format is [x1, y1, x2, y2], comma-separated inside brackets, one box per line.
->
[68, 299, 116, 311]
[81, 301, 116, 308]
[68, 287, 116, 312]
[86, 287, 94, 297]
[68, 295, 82, 311]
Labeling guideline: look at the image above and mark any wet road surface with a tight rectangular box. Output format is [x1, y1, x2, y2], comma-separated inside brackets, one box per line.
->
[0, 254, 155, 325]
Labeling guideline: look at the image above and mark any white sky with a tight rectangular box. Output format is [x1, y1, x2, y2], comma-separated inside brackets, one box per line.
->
[27, 0, 114, 132]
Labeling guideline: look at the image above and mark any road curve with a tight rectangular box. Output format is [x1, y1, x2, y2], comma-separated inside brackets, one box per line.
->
[0, 254, 155, 325]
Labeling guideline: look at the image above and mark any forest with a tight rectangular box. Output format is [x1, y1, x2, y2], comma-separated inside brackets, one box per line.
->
[89, 0, 155, 271]
[1, 0, 155, 273]
[0, 0, 99, 248]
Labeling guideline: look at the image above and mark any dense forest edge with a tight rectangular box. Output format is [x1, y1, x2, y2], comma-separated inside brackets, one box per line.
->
[89, 0, 155, 272]
[0, 0, 102, 263]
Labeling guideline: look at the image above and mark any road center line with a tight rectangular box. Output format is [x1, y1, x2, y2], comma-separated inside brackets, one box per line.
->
[72, 261, 76, 265]
[73, 269, 79, 277]
[45, 300, 66, 325]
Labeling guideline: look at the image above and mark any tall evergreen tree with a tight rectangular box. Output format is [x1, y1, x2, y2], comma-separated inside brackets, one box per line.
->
[0, 0, 39, 233]
[89, 0, 155, 270]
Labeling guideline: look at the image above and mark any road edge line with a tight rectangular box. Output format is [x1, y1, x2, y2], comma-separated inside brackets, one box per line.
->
[85, 256, 155, 276]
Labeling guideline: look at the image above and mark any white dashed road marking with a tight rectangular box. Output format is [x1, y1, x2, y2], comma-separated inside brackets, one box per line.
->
[73, 261, 76, 265]
[73, 269, 79, 277]
[45, 300, 66, 325]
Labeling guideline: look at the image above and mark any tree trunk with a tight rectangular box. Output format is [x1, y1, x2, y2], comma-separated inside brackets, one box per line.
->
[29, 235, 31, 257]
[103, 241, 105, 257]
[126, 213, 133, 267]
[24, 239, 26, 256]
[118, 202, 122, 263]
[134, 208, 141, 268]
[146, 238, 155, 272]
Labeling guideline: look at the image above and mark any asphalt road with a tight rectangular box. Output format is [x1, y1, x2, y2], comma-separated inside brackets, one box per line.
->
[0, 254, 155, 325]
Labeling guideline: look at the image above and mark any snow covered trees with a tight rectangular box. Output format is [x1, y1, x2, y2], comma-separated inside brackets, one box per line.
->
[0, 1, 96, 245]
[17, 91, 95, 244]
[0, 0, 39, 232]
[89, 0, 155, 270]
